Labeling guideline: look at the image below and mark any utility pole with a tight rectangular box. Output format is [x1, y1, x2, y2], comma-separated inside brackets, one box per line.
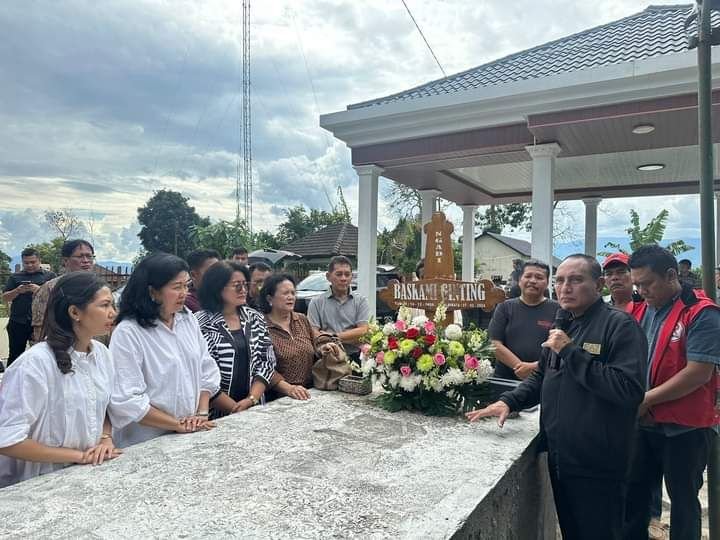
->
[693, 1, 720, 537]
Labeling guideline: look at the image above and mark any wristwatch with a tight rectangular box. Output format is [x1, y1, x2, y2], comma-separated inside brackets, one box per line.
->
[247, 395, 260, 406]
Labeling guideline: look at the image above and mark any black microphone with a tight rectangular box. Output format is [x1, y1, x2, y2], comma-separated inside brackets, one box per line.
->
[550, 309, 572, 369]
[553, 309, 572, 332]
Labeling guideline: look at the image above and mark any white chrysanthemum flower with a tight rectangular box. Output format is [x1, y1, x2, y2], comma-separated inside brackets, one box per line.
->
[430, 377, 444, 392]
[439, 367, 465, 387]
[382, 322, 396, 336]
[476, 358, 494, 381]
[399, 374, 422, 392]
[411, 315, 428, 327]
[388, 371, 401, 388]
[444, 324, 463, 341]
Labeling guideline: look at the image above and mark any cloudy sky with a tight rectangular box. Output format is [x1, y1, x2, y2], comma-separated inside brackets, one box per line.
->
[0, 0, 701, 262]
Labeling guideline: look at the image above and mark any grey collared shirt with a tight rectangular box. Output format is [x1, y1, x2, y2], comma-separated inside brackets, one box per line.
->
[307, 289, 370, 334]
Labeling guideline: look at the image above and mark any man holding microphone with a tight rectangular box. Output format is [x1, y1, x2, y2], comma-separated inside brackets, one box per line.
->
[467, 254, 647, 540]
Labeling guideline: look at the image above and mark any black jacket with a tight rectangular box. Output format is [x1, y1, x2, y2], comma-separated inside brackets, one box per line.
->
[500, 298, 647, 479]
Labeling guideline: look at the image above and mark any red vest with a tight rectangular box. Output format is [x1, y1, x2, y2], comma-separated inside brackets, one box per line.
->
[636, 292, 719, 427]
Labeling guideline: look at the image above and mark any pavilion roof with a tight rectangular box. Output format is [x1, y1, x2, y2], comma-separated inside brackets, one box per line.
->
[281, 223, 358, 258]
[349, 5, 696, 110]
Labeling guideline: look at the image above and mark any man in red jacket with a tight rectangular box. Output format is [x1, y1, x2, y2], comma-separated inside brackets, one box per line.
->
[624, 245, 720, 540]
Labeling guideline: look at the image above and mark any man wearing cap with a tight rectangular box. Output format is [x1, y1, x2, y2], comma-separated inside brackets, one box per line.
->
[603, 253, 645, 320]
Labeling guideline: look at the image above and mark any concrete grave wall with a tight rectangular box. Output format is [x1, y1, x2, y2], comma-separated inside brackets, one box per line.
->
[0, 390, 555, 539]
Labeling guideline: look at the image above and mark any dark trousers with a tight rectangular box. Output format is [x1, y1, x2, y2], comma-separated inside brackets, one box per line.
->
[548, 458, 626, 540]
[624, 428, 715, 540]
[6, 320, 33, 366]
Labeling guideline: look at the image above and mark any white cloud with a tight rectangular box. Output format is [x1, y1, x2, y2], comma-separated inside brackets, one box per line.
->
[0, 0, 696, 260]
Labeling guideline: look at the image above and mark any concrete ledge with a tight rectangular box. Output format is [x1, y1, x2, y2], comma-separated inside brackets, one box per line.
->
[0, 390, 553, 539]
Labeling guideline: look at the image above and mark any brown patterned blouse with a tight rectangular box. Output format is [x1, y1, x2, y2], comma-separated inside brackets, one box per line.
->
[265, 312, 316, 387]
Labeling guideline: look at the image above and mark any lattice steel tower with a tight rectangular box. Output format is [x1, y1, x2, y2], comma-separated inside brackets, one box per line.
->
[236, 0, 253, 231]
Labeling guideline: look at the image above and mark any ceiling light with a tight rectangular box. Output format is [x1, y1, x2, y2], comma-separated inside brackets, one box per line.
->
[632, 124, 655, 134]
[637, 163, 665, 172]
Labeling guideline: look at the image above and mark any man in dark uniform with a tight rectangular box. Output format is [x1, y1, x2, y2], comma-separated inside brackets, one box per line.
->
[467, 254, 647, 540]
[2, 247, 55, 367]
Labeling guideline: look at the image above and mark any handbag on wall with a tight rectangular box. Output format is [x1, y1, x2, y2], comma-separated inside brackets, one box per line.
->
[312, 333, 351, 390]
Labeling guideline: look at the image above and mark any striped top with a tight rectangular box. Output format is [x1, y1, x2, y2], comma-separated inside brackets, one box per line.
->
[265, 312, 316, 387]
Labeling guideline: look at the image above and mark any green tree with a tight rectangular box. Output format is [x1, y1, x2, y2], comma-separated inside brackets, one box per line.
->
[27, 238, 65, 272]
[276, 205, 350, 246]
[600, 209, 693, 256]
[137, 190, 208, 258]
[475, 203, 531, 233]
[376, 217, 422, 274]
[253, 230, 280, 250]
[190, 219, 254, 259]
[0, 248, 11, 288]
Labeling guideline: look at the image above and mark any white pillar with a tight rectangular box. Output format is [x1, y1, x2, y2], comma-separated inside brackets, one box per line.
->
[354, 165, 383, 318]
[715, 191, 720, 265]
[526, 143, 561, 268]
[582, 197, 602, 258]
[461, 205, 477, 281]
[419, 189, 441, 259]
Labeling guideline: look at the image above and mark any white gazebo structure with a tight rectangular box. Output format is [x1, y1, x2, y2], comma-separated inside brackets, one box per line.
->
[320, 5, 720, 315]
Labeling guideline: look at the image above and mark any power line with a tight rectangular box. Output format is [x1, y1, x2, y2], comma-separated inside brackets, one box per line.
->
[400, 0, 447, 78]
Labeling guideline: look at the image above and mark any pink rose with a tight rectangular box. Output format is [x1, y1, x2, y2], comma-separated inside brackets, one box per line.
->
[400, 365, 412, 377]
[433, 353, 446, 366]
[424, 320, 436, 334]
[375, 351, 385, 365]
[360, 343, 371, 356]
[464, 354, 479, 370]
[395, 319, 407, 332]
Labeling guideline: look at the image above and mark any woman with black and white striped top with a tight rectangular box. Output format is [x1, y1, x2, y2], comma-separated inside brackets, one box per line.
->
[195, 261, 276, 418]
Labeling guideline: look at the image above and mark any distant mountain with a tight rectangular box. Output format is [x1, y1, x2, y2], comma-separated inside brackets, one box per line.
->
[555, 237, 702, 266]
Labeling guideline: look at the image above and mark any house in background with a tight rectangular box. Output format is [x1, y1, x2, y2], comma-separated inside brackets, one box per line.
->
[474, 231, 561, 283]
[281, 223, 358, 271]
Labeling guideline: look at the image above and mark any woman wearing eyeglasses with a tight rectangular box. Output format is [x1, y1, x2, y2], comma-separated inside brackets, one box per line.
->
[195, 261, 276, 418]
[109, 252, 221, 447]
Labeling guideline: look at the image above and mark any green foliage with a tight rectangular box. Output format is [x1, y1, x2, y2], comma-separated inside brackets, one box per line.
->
[253, 230, 280, 250]
[475, 203, 531, 234]
[374, 387, 460, 416]
[27, 238, 65, 272]
[0, 248, 11, 289]
[377, 217, 422, 274]
[600, 209, 694, 256]
[275, 205, 350, 246]
[137, 190, 208, 258]
[190, 219, 253, 259]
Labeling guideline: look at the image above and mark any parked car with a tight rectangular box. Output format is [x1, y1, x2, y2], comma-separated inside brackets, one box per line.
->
[294, 267, 400, 321]
[247, 249, 300, 269]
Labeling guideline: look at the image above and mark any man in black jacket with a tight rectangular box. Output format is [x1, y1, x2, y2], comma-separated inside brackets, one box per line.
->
[467, 254, 647, 540]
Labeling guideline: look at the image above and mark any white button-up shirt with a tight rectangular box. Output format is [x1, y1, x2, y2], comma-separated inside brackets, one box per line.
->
[0, 341, 114, 487]
[109, 309, 221, 447]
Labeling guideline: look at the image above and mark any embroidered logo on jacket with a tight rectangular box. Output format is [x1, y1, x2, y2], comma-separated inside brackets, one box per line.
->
[670, 321, 685, 343]
[583, 342, 602, 355]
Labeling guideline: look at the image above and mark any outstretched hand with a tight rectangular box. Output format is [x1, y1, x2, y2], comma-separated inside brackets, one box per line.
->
[465, 400, 511, 428]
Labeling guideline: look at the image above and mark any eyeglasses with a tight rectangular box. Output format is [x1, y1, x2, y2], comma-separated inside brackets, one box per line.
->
[227, 281, 249, 292]
[70, 254, 96, 261]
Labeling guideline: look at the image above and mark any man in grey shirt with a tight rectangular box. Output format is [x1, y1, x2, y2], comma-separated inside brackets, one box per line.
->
[307, 256, 370, 358]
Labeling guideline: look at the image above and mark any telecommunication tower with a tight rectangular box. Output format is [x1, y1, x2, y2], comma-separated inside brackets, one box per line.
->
[236, 0, 252, 231]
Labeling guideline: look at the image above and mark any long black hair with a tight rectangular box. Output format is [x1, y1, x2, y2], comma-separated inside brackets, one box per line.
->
[117, 252, 189, 328]
[198, 261, 249, 314]
[44, 272, 107, 374]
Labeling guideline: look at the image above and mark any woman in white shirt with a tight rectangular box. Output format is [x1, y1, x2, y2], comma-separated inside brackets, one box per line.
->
[109, 252, 222, 447]
[0, 272, 120, 487]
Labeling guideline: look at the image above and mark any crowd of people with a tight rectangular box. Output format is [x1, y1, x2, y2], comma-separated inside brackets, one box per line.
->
[469, 247, 719, 540]
[0, 239, 718, 540]
[0, 242, 369, 487]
